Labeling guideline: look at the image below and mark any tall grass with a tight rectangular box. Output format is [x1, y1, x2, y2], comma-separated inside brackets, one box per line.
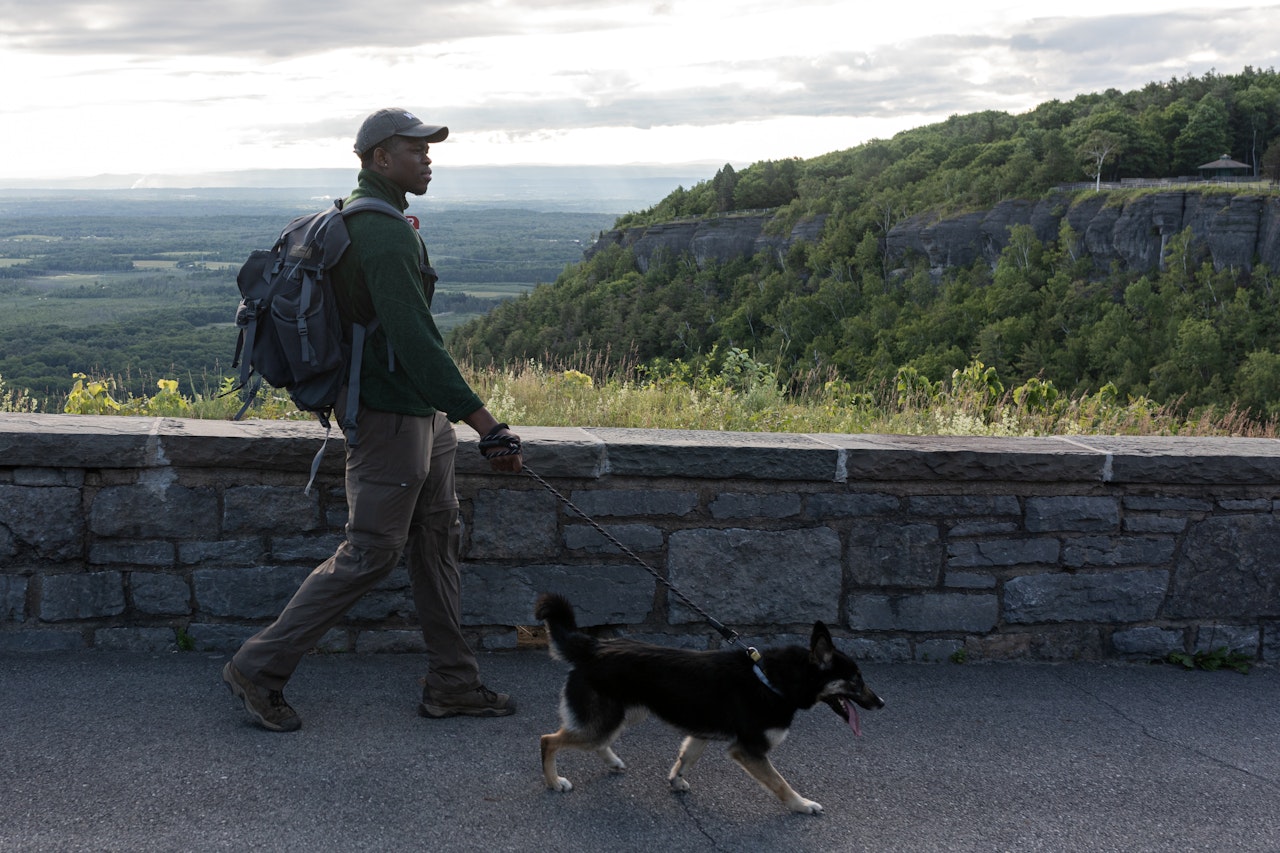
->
[12, 354, 1277, 438]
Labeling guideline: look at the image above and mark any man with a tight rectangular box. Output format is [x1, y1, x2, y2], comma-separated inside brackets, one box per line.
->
[223, 108, 523, 732]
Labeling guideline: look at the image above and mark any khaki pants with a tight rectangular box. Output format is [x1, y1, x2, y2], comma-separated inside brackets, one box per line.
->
[232, 407, 479, 694]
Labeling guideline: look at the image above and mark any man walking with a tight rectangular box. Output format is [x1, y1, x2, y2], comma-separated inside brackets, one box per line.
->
[223, 108, 523, 731]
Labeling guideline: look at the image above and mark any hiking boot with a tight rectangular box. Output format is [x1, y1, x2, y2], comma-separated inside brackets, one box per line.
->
[222, 661, 302, 732]
[419, 684, 516, 718]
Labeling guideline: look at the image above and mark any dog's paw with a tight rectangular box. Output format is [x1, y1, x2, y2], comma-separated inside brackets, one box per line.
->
[598, 748, 626, 772]
[789, 798, 823, 815]
[548, 777, 573, 792]
[669, 775, 691, 793]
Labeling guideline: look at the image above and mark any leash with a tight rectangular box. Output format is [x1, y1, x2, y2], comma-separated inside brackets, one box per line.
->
[478, 426, 783, 696]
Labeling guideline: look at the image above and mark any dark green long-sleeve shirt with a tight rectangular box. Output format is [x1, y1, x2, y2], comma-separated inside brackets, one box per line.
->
[331, 169, 484, 421]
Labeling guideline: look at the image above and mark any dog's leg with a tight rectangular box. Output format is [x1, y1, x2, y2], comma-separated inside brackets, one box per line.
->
[668, 736, 708, 792]
[542, 723, 627, 791]
[596, 744, 626, 772]
[727, 742, 823, 815]
[541, 730, 575, 792]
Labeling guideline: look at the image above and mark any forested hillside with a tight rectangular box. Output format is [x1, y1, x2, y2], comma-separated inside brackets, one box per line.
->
[452, 68, 1280, 417]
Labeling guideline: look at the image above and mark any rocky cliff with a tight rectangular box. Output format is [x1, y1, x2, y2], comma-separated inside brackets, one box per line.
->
[585, 191, 1280, 277]
[885, 190, 1280, 274]
[587, 213, 827, 272]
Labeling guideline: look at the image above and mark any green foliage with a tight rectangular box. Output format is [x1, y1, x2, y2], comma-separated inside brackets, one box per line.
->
[1166, 647, 1252, 674]
[0, 205, 610, 410]
[453, 68, 1280, 421]
[0, 373, 36, 413]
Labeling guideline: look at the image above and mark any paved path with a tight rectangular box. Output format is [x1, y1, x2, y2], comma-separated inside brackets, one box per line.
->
[2, 651, 1278, 852]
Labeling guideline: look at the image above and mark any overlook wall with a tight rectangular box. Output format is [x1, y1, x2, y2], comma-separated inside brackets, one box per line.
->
[1, 413, 1278, 664]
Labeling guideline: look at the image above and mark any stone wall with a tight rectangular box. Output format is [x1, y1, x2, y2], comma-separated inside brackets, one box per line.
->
[1, 413, 1278, 663]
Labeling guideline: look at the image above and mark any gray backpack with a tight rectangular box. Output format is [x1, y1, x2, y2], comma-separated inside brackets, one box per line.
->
[230, 197, 429, 490]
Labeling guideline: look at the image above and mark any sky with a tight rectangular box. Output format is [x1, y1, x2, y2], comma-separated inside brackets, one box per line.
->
[1, 0, 1278, 183]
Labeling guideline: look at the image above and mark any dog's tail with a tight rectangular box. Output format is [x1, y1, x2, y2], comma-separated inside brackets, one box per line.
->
[535, 592, 596, 664]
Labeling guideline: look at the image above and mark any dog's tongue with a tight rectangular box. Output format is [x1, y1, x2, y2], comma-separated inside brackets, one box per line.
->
[841, 698, 863, 737]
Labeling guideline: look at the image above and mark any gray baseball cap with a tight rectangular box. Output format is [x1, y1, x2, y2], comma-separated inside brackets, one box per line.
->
[354, 108, 449, 156]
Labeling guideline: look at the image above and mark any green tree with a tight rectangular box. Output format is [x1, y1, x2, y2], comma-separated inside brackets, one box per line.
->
[1172, 95, 1231, 174]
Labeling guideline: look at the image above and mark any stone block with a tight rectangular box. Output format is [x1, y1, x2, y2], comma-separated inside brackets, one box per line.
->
[1112, 626, 1183, 657]
[908, 495, 1021, 517]
[846, 593, 998, 633]
[586, 428, 838, 480]
[40, 572, 125, 621]
[131, 573, 192, 615]
[1218, 499, 1270, 511]
[915, 638, 965, 663]
[1, 575, 26, 621]
[466, 489, 559, 559]
[224, 485, 321, 533]
[1123, 496, 1212, 512]
[95, 626, 175, 652]
[1169, 514, 1280, 619]
[948, 521, 1019, 537]
[947, 538, 1059, 568]
[0, 485, 83, 560]
[1123, 515, 1187, 534]
[463, 563, 655, 626]
[179, 539, 266, 567]
[14, 468, 83, 487]
[1062, 536, 1176, 567]
[668, 527, 842, 625]
[847, 521, 941, 587]
[1004, 570, 1167, 624]
[944, 571, 997, 589]
[356, 630, 427, 653]
[192, 566, 311, 618]
[0, 630, 84, 652]
[1264, 623, 1280, 663]
[563, 523, 663, 553]
[1025, 496, 1119, 532]
[568, 488, 698, 518]
[710, 493, 801, 519]
[804, 493, 899, 518]
[1193, 625, 1260, 656]
[270, 535, 342, 564]
[90, 540, 175, 567]
[90, 484, 218, 539]
[836, 636, 913, 663]
[185, 623, 256, 653]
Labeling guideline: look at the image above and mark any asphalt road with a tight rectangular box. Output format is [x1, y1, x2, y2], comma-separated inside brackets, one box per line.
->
[2, 650, 1278, 852]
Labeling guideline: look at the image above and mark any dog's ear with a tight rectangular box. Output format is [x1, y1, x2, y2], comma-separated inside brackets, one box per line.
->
[810, 621, 836, 669]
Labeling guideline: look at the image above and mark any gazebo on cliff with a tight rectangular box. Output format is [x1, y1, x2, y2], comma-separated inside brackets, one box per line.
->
[1197, 154, 1252, 179]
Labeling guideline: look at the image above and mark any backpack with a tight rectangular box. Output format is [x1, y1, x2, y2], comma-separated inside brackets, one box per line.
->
[229, 196, 424, 492]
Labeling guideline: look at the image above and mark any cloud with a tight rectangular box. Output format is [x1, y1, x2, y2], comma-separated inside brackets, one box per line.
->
[0, 0, 650, 57]
[0, 1, 1276, 179]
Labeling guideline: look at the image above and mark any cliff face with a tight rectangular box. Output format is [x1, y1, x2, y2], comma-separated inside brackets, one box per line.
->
[588, 213, 827, 272]
[885, 191, 1280, 274]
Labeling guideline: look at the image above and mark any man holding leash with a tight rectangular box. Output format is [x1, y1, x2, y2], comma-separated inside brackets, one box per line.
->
[223, 108, 524, 731]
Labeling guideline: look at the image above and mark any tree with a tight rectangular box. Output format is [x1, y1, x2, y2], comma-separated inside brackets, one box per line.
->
[1172, 96, 1231, 175]
[1078, 130, 1124, 190]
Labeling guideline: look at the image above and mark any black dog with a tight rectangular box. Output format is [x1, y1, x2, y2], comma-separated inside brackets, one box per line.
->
[535, 592, 884, 814]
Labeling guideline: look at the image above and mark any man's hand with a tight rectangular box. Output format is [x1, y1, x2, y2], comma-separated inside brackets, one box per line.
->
[464, 407, 523, 473]
[479, 424, 523, 473]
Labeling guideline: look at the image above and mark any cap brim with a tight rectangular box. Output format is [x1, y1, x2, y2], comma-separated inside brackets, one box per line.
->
[403, 124, 449, 143]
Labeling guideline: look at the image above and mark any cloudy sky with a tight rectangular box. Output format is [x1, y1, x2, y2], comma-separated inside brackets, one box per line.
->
[1, 0, 1277, 182]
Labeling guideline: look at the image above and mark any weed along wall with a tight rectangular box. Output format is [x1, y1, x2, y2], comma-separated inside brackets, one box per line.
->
[1, 412, 1278, 664]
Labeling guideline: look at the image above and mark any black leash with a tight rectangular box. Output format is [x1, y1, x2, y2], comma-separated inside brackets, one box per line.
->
[477, 427, 782, 695]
